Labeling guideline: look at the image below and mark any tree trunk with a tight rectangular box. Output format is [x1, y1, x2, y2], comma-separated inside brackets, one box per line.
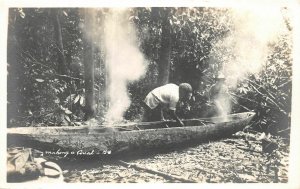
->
[83, 9, 95, 120]
[157, 8, 172, 86]
[51, 9, 68, 76]
[7, 9, 22, 123]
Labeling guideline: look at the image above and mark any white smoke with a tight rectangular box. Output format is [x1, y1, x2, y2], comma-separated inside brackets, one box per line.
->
[210, 7, 289, 118]
[103, 9, 147, 123]
[221, 7, 287, 87]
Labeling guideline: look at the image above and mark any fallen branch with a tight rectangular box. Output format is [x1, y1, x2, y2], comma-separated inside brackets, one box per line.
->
[117, 160, 196, 183]
[221, 140, 245, 146]
[236, 146, 261, 154]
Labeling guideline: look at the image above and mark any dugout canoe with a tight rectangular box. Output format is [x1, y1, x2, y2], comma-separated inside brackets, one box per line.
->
[7, 112, 255, 156]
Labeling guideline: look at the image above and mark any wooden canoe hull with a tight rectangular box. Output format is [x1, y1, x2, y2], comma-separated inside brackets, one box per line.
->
[7, 112, 255, 156]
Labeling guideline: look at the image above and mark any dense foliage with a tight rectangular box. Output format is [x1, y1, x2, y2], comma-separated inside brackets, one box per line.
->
[7, 8, 292, 138]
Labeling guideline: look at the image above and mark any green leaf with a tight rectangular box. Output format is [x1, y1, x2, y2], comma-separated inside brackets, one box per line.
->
[64, 115, 71, 122]
[60, 105, 65, 111]
[36, 79, 44, 82]
[63, 11, 68, 17]
[65, 109, 72, 114]
[74, 95, 80, 104]
[80, 96, 84, 105]
[18, 8, 25, 18]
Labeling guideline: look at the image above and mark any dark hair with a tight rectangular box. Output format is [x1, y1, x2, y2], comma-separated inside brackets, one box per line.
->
[179, 83, 192, 93]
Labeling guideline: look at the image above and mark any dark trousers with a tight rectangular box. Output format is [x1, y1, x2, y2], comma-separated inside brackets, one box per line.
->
[142, 103, 163, 122]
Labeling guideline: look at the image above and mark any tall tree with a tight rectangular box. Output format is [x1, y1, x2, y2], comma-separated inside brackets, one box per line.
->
[157, 8, 172, 86]
[7, 9, 21, 122]
[83, 9, 95, 120]
[51, 9, 68, 76]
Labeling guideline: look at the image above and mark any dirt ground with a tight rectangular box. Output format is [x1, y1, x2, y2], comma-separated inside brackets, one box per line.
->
[58, 131, 289, 183]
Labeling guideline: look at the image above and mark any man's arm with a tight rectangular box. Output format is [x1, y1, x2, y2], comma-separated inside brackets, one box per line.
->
[160, 108, 165, 121]
[170, 110, 184, 126]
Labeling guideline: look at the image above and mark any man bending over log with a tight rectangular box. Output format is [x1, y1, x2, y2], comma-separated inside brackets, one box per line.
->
[143, 83, 192, 126]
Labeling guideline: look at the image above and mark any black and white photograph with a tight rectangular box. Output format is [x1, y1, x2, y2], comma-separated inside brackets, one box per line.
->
[2, 0, 300, 187]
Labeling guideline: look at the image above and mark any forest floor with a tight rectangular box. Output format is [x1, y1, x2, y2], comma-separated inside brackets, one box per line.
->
[58, 131, 290, 183]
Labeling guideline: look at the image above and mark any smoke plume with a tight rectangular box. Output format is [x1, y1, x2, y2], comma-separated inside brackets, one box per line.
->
[103, 9, 147, 123]
[222, 7, 287, 87]
[210, 7, 288, 117]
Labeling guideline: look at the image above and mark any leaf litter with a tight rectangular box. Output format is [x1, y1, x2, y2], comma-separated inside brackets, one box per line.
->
[61, 131, 289, 183]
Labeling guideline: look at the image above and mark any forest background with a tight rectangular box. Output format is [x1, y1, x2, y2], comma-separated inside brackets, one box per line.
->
[7, 7, 292, 139]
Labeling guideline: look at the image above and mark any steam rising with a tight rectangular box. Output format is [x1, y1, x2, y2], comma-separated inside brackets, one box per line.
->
[211, 7, 288, 117]
[222, 7, 287, 87]
[103, 9, 147, 123]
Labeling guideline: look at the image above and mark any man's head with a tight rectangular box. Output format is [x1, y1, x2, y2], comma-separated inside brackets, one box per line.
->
[215, 73, 226, 83]
[179, 83, 192, 101]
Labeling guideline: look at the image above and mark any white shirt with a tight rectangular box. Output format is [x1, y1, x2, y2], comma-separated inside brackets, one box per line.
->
[144, 84, 179, 110]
